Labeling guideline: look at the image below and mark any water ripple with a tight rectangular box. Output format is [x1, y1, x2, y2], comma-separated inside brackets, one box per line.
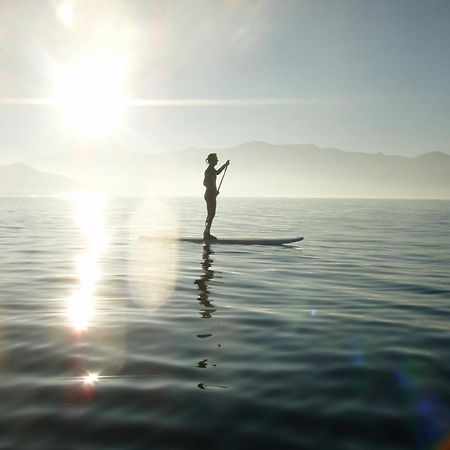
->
[0, 197, 448, 449]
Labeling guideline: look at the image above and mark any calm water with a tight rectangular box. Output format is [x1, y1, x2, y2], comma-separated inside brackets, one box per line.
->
[0, 196, 449, 449]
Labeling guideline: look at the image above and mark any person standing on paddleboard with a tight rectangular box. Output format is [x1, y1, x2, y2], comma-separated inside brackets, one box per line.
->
[203, 153, 230, 241]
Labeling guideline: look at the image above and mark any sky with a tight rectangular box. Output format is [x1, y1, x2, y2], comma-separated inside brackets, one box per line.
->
[0, 0, 449, 162]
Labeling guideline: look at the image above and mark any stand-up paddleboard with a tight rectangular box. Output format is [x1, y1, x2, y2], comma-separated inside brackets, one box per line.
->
[140, 236, 303, 246]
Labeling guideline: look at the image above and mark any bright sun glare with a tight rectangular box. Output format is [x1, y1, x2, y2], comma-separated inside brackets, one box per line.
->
[57, 1, 74, 27]
[56, 57, 127, 134]
[83, 372, 100, 385]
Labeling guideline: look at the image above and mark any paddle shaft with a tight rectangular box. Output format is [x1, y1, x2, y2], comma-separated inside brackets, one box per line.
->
[218, 164, 228, 193]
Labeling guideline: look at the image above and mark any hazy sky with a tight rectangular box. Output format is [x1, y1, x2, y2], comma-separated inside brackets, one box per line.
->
[1, 0, 449, 162]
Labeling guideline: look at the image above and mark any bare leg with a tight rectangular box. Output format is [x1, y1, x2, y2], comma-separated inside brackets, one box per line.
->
[204, 194, 217, 241]
[203, 218, 211, 240]
[203, 218, 216, 241]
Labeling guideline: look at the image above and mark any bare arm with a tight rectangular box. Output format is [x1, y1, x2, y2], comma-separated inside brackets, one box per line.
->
[216, 160, 230, 175]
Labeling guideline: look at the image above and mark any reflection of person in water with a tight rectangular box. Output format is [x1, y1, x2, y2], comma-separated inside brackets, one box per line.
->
[203, 153, 230, 241]
[194, 244, 216, 319]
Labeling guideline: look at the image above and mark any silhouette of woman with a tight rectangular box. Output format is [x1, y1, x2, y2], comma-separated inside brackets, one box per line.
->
[203, 153, 230, 241]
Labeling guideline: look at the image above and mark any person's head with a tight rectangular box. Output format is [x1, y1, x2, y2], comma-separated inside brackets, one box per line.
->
[206, 153, 218, 166]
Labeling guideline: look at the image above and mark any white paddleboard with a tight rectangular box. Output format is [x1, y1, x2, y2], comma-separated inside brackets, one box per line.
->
[140, 236, 303, 245]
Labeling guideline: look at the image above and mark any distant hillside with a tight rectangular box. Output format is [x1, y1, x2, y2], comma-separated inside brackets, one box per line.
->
[27, 145, 151, 193]
[25, 142, 450, 198]
[0, 163, 83, 194]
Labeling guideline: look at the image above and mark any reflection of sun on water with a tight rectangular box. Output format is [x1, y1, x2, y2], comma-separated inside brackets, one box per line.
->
[67, 193, 108, 332]
[73, 193, 109, 251]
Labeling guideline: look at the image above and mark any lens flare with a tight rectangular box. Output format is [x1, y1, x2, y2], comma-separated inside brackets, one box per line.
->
[128, 198, 179, 312]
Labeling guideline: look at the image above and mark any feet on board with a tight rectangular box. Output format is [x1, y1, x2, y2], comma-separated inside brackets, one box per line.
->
[203, 233, 218, 242]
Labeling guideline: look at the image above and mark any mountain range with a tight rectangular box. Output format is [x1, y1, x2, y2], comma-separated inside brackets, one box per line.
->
[1, 142, 449, 198]
[0, 163, 82, 194]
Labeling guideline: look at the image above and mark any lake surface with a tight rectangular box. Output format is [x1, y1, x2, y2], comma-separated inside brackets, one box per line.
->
[0, 196, 449, 449]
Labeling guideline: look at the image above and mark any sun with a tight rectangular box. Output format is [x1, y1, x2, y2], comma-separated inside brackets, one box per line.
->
[55, 56, 127, 135]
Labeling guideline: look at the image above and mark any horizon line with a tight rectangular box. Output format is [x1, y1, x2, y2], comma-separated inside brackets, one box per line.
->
[0, 96, 364, 107]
